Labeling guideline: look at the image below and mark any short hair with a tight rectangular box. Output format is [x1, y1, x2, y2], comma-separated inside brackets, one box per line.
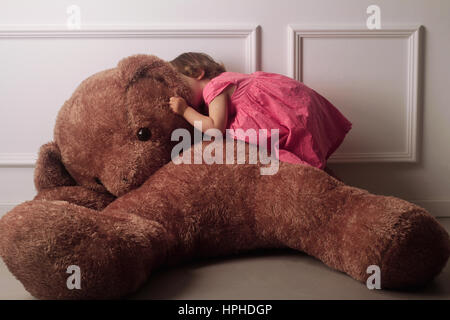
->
[170, 52, 226, 79]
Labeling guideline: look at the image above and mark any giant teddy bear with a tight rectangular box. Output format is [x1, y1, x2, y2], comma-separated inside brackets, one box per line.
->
[0, 55, 449, 299]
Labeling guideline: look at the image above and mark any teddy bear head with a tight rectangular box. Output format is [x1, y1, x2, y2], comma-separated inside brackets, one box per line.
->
[35, 54, 193, 197]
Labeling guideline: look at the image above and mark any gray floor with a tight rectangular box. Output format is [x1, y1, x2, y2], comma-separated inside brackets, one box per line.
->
[1, 218, 449, 300]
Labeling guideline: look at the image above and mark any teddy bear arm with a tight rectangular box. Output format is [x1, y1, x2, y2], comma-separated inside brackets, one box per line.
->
[0, 200, 167, 299]
[33, 186, 116, 211]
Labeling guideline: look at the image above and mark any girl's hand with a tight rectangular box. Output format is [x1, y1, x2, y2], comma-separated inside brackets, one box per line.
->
[169, 96, 188, 116]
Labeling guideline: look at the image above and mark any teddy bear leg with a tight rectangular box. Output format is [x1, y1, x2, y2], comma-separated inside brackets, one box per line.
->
[327, 190, 450, 288]
[254, 165, 450, 289]
[0, 200, 167, 299]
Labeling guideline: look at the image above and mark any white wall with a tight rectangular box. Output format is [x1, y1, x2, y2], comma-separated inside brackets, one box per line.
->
[0, 0, 449, 216]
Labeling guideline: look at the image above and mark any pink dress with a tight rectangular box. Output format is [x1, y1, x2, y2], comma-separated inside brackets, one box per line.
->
[202, 71, 352, 169]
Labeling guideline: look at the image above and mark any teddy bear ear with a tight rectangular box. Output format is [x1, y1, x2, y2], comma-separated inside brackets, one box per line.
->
[34, 142, 76, 191]
[117, 54, 175, 87]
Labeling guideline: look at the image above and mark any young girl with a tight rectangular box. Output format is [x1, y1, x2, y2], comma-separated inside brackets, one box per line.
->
[169, 52, 352, 169]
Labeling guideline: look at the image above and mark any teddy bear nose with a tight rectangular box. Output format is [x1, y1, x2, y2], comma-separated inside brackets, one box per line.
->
[94, 177, 104, 186]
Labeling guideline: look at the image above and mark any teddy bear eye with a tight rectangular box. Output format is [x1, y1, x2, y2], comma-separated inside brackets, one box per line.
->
[137, 127, 151, 141]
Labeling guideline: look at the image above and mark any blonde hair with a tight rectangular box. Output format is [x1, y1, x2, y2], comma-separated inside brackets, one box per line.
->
[170, 52, 226, 79]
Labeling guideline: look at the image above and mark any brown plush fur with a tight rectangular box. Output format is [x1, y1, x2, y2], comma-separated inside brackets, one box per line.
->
[0, 55, 448, 299]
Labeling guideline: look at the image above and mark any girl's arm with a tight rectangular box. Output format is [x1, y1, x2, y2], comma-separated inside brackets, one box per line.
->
[170, 91, 229, 134]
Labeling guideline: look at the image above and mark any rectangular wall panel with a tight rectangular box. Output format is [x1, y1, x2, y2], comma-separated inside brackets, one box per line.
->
[0, 26, 261, 166]
[288, 27, 421, 163]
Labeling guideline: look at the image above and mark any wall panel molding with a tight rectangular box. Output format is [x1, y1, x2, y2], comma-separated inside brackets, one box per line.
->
[0, 25, 261, 73]
[0, 153, 38, 167]
[0, 25, 261, 167]
[287, 26, 422, 163]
